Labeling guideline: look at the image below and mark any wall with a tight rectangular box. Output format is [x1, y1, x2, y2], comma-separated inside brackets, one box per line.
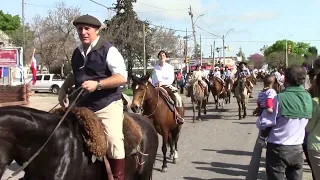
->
[0, 84, 29, 106]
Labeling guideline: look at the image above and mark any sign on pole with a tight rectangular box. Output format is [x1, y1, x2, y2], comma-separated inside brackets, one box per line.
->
[0, 49, 18, 67]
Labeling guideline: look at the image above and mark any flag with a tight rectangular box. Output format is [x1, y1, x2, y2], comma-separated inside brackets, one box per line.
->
[31, 49, 37, 85]
[0, 67, 2, 78]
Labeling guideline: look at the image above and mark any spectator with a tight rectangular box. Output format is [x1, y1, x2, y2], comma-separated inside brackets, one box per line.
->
[257, 65, 312, 180]
[306, 72, 320, 180]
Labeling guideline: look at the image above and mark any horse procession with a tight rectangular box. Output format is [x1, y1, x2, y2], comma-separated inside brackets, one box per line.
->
[0, 14, 316, 180]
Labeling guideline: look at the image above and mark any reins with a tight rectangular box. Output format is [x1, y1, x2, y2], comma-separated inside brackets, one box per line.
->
[6, 87, 84, 180]
[140, 82, 160, 117]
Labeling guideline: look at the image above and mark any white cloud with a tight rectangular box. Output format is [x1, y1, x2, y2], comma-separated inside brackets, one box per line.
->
[133, 0, 218, 21]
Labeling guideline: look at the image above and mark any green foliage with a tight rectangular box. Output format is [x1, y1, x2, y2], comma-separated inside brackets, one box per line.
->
[0, 10, 21, 35]
[265, 51, 304, 68]
[191, 44, 201, 59]
[304, 46, 318, 66]
[264, 40, 311, 57]
[102, 0, 153, 77]
[236, 48, 246, 61]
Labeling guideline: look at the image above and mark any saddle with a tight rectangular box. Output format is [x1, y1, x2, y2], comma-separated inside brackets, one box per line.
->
[51, 107, 143, 157]
[157, 87, 175, 112]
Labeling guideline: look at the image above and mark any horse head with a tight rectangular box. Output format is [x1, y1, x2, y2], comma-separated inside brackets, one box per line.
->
[130, 74, 155, 113]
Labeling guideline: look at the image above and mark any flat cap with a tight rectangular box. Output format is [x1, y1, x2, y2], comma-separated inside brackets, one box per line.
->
[73, 14, 102, 28]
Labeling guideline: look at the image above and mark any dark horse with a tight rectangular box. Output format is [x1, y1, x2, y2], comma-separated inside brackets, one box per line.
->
[130, 75, 184, 173]
[208, 75, 226, 109]
[224, 77, 233, 104]
[0, 106, 158, 180]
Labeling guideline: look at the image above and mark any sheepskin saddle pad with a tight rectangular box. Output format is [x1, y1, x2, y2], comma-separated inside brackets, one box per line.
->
[51, 107, 143, 157]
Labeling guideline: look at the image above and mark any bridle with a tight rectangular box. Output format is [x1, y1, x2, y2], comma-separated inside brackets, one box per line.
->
[136, 82, 160, 117]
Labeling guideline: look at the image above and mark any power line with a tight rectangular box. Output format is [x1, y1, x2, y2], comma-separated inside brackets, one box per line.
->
[135, 1, 187, 11]
[195, 25, 221, 38]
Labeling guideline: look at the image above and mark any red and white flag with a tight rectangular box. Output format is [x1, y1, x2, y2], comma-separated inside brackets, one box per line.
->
[0, 67, 3, 78]
[31, 49, 37, 85]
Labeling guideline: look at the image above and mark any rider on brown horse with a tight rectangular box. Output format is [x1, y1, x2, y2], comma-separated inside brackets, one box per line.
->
[232, 62, 254, 98]
[189, 64, 209, 97]
[151, 50, 184, 124]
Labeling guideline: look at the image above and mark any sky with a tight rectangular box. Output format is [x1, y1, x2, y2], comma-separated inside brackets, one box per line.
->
[3, 0, 320, 58]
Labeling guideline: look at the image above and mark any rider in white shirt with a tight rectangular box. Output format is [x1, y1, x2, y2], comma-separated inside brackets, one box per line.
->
[152, 50, 184, 124]
[213, 67, 225, 85]
[190, 64, 209, 96]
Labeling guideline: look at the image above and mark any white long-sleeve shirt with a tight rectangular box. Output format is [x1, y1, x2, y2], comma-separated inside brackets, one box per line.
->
[152, 62, 175, 86]
[78, 36, 127, 81]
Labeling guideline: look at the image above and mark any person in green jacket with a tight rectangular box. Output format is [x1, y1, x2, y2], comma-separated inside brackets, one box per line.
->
[307, 72, 320, 180]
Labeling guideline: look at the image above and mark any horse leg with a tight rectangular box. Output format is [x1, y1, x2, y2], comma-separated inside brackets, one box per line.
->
[237, 101, 242, 120]
[242, 101, 247, 119]
[171, 127, 180, 164]
[161, 132, 169, 172]
[168, 133, 174, 160]
[198, 101, 202, 121]
[203, 99, 207, 115]
[192, 101, 196, 123]
[214, 95, 218, 109]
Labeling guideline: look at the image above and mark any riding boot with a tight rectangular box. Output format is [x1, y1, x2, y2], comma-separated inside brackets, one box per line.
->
[109, 158, 125, 180]
[175, 108, 184, 124]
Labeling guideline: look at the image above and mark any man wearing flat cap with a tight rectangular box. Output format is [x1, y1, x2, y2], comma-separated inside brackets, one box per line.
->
[58, 14, 127, 180]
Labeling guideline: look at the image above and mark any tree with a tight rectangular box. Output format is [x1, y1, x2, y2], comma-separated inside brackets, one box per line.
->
[149, 26, 182, 58]
[265, 51, 304, 69]
[265, 52, 285, 69]
[191, 43, 201, 59]
[30, 2, 80, 74]
[236, 48, 246, 61]
[102, 0, 152, 78]
[260, 45, 268, 53]
[0, 10, 21, 36]
[304, 46, 318, 66]
[248, 53, 264, 69]
[264, 40, 311, 57]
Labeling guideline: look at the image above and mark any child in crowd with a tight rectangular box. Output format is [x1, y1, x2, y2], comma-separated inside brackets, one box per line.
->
[255, 75, 278, 147]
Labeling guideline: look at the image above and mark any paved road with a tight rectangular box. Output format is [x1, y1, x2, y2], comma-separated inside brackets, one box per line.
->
[1, 86, 313, 179]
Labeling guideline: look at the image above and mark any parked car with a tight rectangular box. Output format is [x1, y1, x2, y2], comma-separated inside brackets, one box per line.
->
[28, 74, 65, 94]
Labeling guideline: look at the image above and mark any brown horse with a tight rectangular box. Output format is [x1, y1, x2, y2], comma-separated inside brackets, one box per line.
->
[234, 75, 249, 119]
[208, 74, 226, 109]
[224, 77, 233, 104]
[189, 80, 208, 122]
[130, 75, 184, 173]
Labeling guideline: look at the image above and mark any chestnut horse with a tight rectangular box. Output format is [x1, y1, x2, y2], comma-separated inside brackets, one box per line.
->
[208, 74, 226, 109]
[224, 77, 233, 104]
[130, 75, 184, 173]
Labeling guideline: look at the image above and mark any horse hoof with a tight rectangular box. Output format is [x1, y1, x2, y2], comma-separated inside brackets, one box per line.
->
[198, 118, 202, 121]
[169, 154, 173, 160]
[239, 117, 242, 120]
[173, 158, 177, 164]
[161, 167, 168, 172]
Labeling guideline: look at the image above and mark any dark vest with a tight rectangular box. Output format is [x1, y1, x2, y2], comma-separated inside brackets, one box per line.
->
[71, 38, 121, 112]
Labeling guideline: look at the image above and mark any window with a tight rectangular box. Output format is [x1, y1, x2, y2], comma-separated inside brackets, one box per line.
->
[43, 75, 50, 80]
[36, 75, 42, 80]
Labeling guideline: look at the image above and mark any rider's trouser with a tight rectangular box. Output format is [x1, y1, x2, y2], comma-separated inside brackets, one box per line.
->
[96, 99, 125, 180]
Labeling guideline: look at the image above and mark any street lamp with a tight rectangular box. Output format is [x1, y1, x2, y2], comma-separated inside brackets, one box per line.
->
[285, 34, 294, 67]
[222, 28, 234, 65]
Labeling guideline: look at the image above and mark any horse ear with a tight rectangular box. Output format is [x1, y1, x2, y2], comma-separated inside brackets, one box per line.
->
[143, 74, 150, 81]
[131, 75, 140, 83]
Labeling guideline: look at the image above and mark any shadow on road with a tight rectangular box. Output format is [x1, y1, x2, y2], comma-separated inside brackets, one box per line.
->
[190, 161, 248, 177]
[232, 122, 257, 125]
[184, 177, 242, 180]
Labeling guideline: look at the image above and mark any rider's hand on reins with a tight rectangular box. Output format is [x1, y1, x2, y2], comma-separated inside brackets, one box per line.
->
[82, 80, 98, 92]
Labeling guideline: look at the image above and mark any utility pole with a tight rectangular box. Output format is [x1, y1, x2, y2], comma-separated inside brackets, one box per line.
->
[285, 40, 288, 68]
[200, 34, 202, 66]
[185, 28, 189, 73]
[143, 23, 146, 75]
[189, 6, 198, 60]
[22, 0, 25, 64]
[222, 35, 225, 65]
[213, 41, 216, 65]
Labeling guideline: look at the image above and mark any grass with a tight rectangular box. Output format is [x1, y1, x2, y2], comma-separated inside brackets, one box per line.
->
[123, 88, 133, 96]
